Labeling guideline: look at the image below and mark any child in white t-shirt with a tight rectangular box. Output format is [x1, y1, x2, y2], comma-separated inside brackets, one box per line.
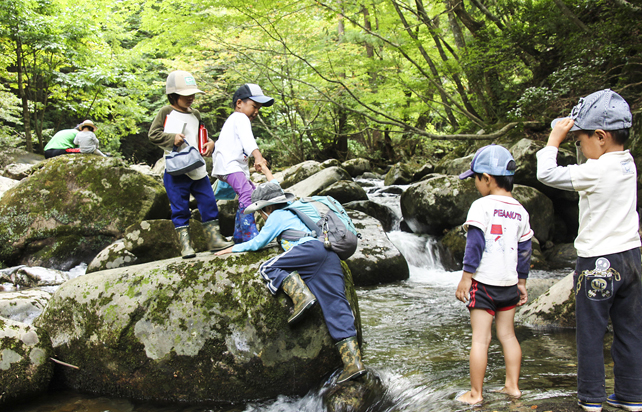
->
[456, 144, 533, 405]
[212, 84, 273, 243]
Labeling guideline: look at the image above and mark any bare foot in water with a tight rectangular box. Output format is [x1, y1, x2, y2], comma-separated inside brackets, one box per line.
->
[456, 391, 483, 405]
[494, 387, 522, 398]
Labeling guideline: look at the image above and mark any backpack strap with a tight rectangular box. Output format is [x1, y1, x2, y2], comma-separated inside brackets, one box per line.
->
[285, 206, 321, 236]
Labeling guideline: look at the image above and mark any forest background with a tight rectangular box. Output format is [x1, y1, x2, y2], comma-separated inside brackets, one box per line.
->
[0, 0, 640, 168]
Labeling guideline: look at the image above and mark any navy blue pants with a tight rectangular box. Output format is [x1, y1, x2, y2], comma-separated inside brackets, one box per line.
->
[163, 172, 219, 228]
[259, 240, 356, 341]
[574, 247, 642, 403]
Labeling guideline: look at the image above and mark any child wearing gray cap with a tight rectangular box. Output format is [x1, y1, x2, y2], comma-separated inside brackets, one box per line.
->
[537, 89, 642, 412]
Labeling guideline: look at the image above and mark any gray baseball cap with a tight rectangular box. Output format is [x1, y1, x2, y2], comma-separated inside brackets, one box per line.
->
[166, 71, 205, 96]
[551, 89, 632, 131]
[244, 182, 294, 213]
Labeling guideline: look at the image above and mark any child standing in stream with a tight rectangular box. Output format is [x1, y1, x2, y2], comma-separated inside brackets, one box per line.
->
[455, 144, 533, 405]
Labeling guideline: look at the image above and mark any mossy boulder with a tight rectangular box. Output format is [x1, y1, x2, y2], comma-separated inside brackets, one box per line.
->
[512, 184, 555, 243]
[434, 154, 472, 177]
[86, 240, 138, 274]
[323, 370, 387, 411]
[341, 158, 372, 178]
[317, 180, 368, 204]
[383, 162, 415, 186]
[288, 167, 352, 199]
[346, 211, 409, 286]
[280, 160, 324, 189]
[122, 219, 208, 263]
[0, 317, 54, 406]
[400, 174, 479, 235]
[0, 156, 171, 269]
[544, 243, 577, 270]
[344, 200, 398, 232]
[34, 248, 362, 404]
[517, 272, 575, 328]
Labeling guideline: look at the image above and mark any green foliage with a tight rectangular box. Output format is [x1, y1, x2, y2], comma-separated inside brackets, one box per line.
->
[0, 0, 639, 164]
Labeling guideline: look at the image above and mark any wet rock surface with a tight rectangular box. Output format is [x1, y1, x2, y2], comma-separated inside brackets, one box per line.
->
[34, 248, 362, 404]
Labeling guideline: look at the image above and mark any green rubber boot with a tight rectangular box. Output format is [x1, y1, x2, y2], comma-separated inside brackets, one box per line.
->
[281, 271, 316, 324]
[336, 336, 366, 384]
[202, 220, 231, 251]
[176, 226, 196, 259]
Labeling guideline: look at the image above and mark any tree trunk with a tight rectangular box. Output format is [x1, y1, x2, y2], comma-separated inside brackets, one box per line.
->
[16, 36, 33, 153]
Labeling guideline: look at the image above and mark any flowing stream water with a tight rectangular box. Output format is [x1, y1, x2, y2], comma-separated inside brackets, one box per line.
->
[11, 179, 602, 412]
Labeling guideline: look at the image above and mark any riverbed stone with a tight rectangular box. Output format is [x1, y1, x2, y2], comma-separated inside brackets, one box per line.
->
[281, 160, 324, 189]
[317, 180, 368, 204]
[512, 184, 554, 243]
[288, 167, 352, 199]
[0, 266, 69, 288]
[341, 158, 372, 178]
[323, 370, 386, 412]
[400, 174, 479, 235]
[343, 200, 397, 232]
[517, 272, 575, 328]
[86, 240, 138, 274]
[383, 162, 415, 186]
[0, 317, 54, 407]
[2, 163, 36, 180]
[0, 155, 171, 269]
[34, 248, 362, 404]
[346, 211, 409, 286]
[544, 243, 577, 270]
[0, 289, 51, 324]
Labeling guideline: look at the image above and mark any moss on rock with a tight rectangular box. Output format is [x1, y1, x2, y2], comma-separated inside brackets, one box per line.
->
[34, 247, 362, 404]
[0, 156, 170, 268]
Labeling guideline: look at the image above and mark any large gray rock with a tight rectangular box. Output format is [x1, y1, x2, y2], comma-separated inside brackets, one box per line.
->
[0, 156, 171, 269]
[341, 158, 371, 178]
[0, 266, 69, 288]
[383, 162, 415, 186]
[0, 176, 18, 200]
[0, 148, 43, 170]
[0, 290, 51, 324]
[288, 167, 352, 199]
[434, 154, 472, 176]
[34, 248, 361, 404]
[400, 174, 479, 235]
[122, 219, 209, 263]
[344, 200, 398, 232]
[0, 317, 54, 406]
[281, 160, 324, 189]
[317, 180, 368, 204]
[544, 243, 577, 270]
[512, 184, 555, 243]
[517, 272, 575, 328]
[346, 211, 409, 286]
[2, 163, 36, 180]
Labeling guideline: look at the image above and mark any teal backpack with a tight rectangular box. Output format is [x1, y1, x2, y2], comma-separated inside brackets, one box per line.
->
[280, 196, 360, 260]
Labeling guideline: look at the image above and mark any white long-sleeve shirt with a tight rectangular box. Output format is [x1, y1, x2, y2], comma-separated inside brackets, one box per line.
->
[536, 146, 640, 257]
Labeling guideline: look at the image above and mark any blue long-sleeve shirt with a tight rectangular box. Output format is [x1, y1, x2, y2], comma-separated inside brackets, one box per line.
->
[232, 208, 318, 253]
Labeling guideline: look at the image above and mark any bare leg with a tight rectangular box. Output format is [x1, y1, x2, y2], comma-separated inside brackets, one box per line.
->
[457, 309, 493, 405]
[495, 308, 522, 397]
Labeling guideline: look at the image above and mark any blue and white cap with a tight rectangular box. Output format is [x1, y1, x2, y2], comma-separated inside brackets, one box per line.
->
[459, 144, 515, 179]
[551, 89, 632, 131]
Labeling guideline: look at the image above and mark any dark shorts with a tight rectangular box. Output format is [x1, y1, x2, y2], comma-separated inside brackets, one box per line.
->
[467, 279, 519, 316]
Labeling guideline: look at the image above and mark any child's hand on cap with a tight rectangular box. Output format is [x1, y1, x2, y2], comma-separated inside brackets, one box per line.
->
[547, 118, 574, 148]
